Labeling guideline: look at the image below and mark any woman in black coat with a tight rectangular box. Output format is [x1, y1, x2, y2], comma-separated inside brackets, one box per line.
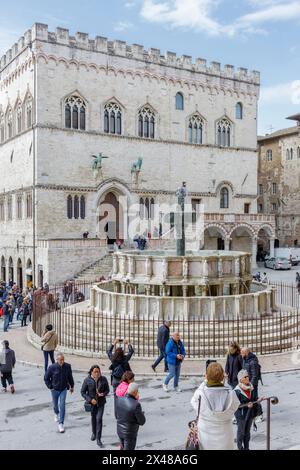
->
[107, 338, 134, 418]
[225, 341, 243, 389]
[81, 365, 110, 448]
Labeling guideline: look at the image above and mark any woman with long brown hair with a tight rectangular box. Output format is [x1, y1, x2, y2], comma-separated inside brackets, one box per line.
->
[225, 341, 243, 389]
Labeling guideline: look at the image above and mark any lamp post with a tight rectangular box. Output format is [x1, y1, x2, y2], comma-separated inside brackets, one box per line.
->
[175, 182, 187, 256]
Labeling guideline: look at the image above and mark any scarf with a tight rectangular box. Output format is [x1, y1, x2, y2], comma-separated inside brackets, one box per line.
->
[206, 380, 224, 387]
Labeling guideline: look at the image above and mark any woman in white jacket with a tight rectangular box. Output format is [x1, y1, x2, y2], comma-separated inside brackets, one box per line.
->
[191, 362, 240, 450]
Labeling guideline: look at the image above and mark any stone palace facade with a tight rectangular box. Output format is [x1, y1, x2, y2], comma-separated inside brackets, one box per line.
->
[0, 23, 275, 286]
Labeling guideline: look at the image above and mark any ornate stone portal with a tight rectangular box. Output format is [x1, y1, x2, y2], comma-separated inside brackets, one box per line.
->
[90, 250, 276, 320]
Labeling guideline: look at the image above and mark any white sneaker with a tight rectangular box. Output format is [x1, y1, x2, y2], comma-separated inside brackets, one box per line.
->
[174, 387, 182, 393]
[54, 414, 59, 423]
[163, 384, 169, 392]
[58, 424, 65, 433]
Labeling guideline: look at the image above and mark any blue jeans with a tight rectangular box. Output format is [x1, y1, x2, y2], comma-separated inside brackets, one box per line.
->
[3, 315, 10, 332]
[43, 351, 55, 372]
[164, 362, 181, 388]
[51, 389, 67, 424]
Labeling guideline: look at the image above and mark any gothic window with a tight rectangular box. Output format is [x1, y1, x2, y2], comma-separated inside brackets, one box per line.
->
[298, 147, 300, 159]
[7, 196, 12, 220]
[67, 195, 73, 219]
[65, 95, 86, 130]
[16, 195, 23, 219]
[266, 149, 272, 161]
[290, 148, 293, 160]
[286, 149, 290, 160]
[176, 92, 184, 110]
[138, 106, 155, 139]
[220, 187, 229, 209]
[217, 118, 231, 147]
[26, 99, 33, 128]
[26, 193, 32, 218]
[236, 102, 243, 119]
[139, 197, 155, 220]
[7, 108, 13, 139]
[80, 196, 86, 219]
[17, 103, 22, 134]
[188, 114, 204, 144]
[104, 102, 122, 135]
[0, 113, 4, 143]
[74, 195, 79, 219]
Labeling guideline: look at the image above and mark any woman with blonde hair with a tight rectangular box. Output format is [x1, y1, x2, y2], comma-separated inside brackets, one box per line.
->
[191, 362, 240, 450]
[225, 341, 243, 389]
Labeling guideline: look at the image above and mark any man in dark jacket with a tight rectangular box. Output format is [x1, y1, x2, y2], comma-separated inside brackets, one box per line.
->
[152, 321, 171, 373]
[116, 382, 146, 450]
[2, 301, 11, 332]
[241, 347, 263, 422]
[44, 353, 74, 433]
[0, 340, 16, 393]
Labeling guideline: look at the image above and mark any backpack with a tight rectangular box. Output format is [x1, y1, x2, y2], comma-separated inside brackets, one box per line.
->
[257, 362, 263, 385]
[111, 364, 125, 380]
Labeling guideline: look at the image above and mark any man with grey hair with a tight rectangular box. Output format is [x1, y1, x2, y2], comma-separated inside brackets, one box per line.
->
[116, 382, 146, 450]
[44, 353, 74, 433]
[152, 320, 171, 373]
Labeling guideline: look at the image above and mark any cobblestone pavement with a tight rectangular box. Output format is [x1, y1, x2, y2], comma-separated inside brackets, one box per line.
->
[0, 364, 299, 450]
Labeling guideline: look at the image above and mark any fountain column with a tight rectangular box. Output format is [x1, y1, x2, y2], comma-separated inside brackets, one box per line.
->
[251, 236, 258, 270]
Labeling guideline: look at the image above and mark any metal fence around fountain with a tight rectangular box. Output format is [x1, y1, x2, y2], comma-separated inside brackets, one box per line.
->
[32, 280, 300, 358]
[32, 305, 300, 358]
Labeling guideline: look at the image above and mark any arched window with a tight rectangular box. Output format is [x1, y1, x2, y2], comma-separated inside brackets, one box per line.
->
[150, 198, 155, 220]
[139, 198, 145, 219]
[7, 108, 13, 139]
[80, 196, 86, 219]
[16, 103, 22, 134]
[297, 147, 300, 159]
[236, 102, 243, 119]
[290, 148, 293, 160]
[188, 114, 204, 144]
[0, 112, 4, 143]
[26, 99, 32, 128]
[0, 198, 4, 221]
[138, 106, 155, 139]
[74, 196, 79, 219]
[139, 197, 155, 220]
[65, 95, 86, 130]
[266, 149, 273, 161]
[286, 149, 290, 160]
[26, 193, 32, 218]
[220, 187, 229, 209]
[104, 102, 122, 135]
[67, 195, 73, 219]
[175, 92, 184, 110]
[7, 196, 12, 220]
[16, 195, 23, 219]
[217, 118, 231, 147]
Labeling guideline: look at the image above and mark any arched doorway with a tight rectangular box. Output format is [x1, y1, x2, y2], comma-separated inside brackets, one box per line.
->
[97, 191, 123, 245]
[1, 256, 6, 281]
[229, 226, 253, 253]
[204, 226, 227, 250]
[257, 226, 274, 261]
[8, 257, 14, 283]
[17, 258, 23, 289]
[26, 259, 33, 288]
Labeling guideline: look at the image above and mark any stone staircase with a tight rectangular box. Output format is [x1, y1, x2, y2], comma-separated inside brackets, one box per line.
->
[74, 253, 113, 282]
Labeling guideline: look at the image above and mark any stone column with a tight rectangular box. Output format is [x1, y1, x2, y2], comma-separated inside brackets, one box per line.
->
[182, 285, 188, 297]
[224, 237, 231, 251]
[251, 237, 258, 270]
[145, 285, 151, 296]
[270, 238, 275, 258]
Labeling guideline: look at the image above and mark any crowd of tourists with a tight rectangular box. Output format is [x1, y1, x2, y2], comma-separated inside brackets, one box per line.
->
[0, 310, 266, 451]
[0, 281, 33, 332]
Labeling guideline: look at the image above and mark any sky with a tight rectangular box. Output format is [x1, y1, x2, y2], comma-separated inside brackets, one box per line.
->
[0, 0, 300, 135]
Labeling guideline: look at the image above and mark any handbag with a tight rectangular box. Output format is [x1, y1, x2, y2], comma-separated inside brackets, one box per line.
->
[185, 395, 202, 450]
[84, 402, 93, 412]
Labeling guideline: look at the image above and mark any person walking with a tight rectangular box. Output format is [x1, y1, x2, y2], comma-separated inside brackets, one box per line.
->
[0, 340, 16, 393]
[116, 383, 146, 450]
[21, 298, 30, 327]
[234, 369, 264, 450]
[2, 301, 11, 332]
[163, 332, 186, 392]
[41, 324, 59, 373]
[191, 362, 240, 450]
[225, 341, 243, 389]
[151, 320, 171, 373]
[241, 347, 263, 423]
[81, 365, 110, 448]
[44, 353, 74, 433]
[107, 338, 134, 418]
